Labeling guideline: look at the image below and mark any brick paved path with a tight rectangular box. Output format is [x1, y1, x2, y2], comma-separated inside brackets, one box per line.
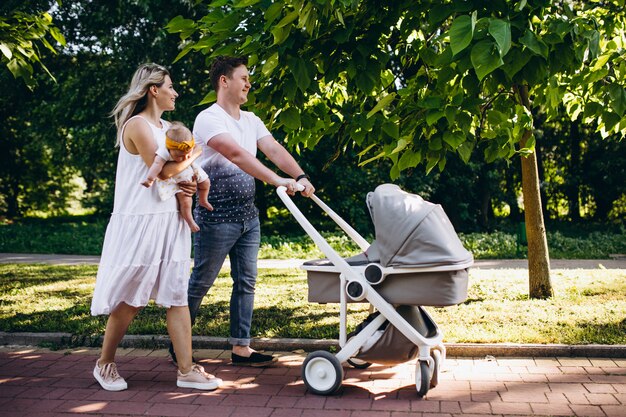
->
[1, 346, 625, 416]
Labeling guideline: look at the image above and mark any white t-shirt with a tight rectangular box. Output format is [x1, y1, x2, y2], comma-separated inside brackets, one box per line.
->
[192, 103, 271, 222]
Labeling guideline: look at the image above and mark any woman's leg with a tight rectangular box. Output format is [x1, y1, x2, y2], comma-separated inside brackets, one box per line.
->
[98, 302, 140, 365]
[167, 305, 193, 373]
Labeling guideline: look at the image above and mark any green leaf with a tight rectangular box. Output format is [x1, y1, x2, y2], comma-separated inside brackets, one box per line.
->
[419, 96, 443, 109]
[520, 30, 548, 58]
[166, 15, 196, 34]
[438, 156, 447, 172]
[382, 122, 399, 139]
[608, 84, 626, 116]
[233, 0, 261, 8]
[470, 40, 504, 81]
[355, 71, 376, 94]
[262, 52, 279, 77]
[443, 131, 465, 150]
[281, 107, 301, 130]
[0, 43, 12, 59]
[591, 53, 611, 71]
[49, 27, 66, 46]
[426, 110, 444, 126]
[398, 149, 421, 170]
[457, 141, 474, 163]
[367, 93, 396, 118]
[291, 58, 312, 92]
[449, 15, 475, 55]
[425, 153, 439, 174]
[488, 19, 511, 56]
[173, 45, 193, 63]
[502, 47, 532, 80]
[271, 25, 290, 45]
[276, 10, 299, 28]
[264, 3, 283, 24]
[487, 110, 508, 126]
[199, 90, 217, 105]
[211, 13, 241, 33]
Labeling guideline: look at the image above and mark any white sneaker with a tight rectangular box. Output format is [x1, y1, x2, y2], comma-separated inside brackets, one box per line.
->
[177, 364, 222, 390]
[93, 360, 128, 391]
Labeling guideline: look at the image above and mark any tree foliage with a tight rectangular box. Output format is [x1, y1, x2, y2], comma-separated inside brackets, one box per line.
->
[170, 0, 626, 298]
[168, 0, 625, 173]
[0, 0, 66, 88]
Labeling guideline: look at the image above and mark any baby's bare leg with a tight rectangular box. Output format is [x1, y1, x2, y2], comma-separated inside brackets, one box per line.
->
[176, 193, 200, 232]
[196, 180, 213, 211]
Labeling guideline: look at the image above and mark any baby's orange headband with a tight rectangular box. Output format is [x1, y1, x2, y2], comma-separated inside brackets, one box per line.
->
[165, 136, 195, 152]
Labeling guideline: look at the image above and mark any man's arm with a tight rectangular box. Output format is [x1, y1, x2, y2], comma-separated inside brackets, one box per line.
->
[208, 133, 297, 190]
[257, 135, 315, 197]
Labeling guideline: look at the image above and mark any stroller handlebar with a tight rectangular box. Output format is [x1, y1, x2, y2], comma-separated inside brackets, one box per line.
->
[276, 185, 370, 254]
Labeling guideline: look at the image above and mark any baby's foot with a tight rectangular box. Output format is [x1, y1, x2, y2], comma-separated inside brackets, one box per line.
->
[188, 221, 200, 233]
[141, 179, 154, 188]
[199, 199, 214, 211]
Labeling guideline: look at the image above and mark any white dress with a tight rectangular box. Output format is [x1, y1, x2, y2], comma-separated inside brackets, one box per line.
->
[91, 115, 191, 315]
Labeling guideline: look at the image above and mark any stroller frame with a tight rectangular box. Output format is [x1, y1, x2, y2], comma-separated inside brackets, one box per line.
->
[277, 186, 472, 396]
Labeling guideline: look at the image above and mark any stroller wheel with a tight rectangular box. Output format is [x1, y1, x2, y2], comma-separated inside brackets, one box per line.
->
[415, 360, 431, 397]
[302, 351, 344, 395]
[347, 358, 372, 369]
[430, 349, 441, 388]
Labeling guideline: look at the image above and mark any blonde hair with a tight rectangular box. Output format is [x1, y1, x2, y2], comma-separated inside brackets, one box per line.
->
[111, 63, 171, 145]
[166, 121, 192, 143]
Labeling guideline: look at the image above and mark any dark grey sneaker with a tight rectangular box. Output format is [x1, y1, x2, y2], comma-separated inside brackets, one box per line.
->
[169, 343, 197, 366]
[231, 352, 277, 367]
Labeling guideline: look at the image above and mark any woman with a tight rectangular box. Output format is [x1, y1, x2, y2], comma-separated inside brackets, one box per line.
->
[90, 63, 221, 391]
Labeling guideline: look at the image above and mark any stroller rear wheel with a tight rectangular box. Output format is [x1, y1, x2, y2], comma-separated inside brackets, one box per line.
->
[430, 349, 441, 388]
[415, 360, 431, 397]
[302, 351, 344, 395]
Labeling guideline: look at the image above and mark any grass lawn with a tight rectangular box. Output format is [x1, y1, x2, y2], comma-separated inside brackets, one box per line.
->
[0, 263, 624, 345]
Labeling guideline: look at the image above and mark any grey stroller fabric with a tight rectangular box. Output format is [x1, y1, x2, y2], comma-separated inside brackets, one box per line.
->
[353, 305, 438, 365]
[365, 184, 473, 268]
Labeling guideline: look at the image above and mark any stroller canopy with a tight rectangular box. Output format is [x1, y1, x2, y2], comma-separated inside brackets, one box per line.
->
[365, 184, 473, 268]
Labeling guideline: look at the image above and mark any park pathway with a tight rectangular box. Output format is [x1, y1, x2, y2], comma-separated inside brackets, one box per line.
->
[1, 345, 625, 417]
[1, 253, 626, 269]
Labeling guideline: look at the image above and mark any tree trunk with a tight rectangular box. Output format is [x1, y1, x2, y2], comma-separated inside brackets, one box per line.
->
[514, 85, 553, 299]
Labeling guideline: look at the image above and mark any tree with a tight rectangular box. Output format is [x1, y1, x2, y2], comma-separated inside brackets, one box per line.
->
[0, 0, 213, 218]
[0, 1, 66, 88]
[170, 0, 626, 298]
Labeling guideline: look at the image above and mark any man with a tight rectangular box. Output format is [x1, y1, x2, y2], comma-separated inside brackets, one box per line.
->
[170, 56, 315, 367]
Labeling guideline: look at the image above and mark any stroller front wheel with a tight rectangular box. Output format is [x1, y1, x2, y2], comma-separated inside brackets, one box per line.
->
[302, 351, 344, 395]
[415, 360, 431, 397]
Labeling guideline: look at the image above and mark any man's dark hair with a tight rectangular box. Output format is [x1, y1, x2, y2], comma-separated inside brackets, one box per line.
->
[209, 56, 248, 92]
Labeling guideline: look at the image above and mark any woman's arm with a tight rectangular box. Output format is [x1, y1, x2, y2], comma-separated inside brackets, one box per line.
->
[158, 146, 202, 180]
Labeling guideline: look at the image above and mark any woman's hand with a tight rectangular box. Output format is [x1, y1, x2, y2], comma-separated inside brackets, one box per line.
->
[178, 177, 197, 197]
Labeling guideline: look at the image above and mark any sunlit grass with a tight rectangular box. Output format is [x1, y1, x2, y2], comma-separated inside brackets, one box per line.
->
[0, 264, 624, 345]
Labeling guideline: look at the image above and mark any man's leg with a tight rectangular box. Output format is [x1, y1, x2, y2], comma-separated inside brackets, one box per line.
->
[228, 217, 275, 366]
[187, 221, 240, 324]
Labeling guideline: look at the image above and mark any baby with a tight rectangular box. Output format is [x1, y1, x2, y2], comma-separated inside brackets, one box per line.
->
[141, 122, 212, 232]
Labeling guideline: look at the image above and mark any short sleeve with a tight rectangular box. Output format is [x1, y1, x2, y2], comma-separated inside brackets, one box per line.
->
[253, 113, 271, 141]
[193, 109, 230, 145]
[155, 144, 171, 161]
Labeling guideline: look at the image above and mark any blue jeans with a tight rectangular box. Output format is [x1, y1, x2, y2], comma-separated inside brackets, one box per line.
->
[188, 216, 260, 346]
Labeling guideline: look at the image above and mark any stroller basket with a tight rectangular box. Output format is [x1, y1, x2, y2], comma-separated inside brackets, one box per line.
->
[304, 259, 469, 306]
[351, 305, 438, 365]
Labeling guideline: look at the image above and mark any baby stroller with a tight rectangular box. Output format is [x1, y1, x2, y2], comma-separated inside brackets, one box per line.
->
[277, 183, 473, 397]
